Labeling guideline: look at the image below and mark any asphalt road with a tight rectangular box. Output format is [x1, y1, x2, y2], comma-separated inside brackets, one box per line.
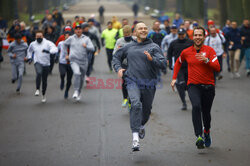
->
[0, 0, 250, 166]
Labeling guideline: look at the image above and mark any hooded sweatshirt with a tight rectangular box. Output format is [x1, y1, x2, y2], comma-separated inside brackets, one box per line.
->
[7, 40, 28, 63]
[112, 38, 166, 85]
[64, 34, 94, 65]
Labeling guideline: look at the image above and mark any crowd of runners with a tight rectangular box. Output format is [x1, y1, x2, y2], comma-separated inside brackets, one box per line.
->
[0, 4, 250, 152]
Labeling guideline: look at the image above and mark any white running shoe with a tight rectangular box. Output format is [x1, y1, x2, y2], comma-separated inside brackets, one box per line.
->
[41, 95, 46, 103]
[235, 72, 240, 78]
[35, 89, 40, 96]
[230, 73, 235, 79]
[72, 90, 79, 99]
[132, 140, 140, 151]
[76, 94, 81, 101]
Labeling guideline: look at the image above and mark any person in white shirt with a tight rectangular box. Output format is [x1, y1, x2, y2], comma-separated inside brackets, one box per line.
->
[205, 26, 226, 80]
[64, 25, 94, 101]
[57, 31, 73, 99]
[27, 30, 58, 102]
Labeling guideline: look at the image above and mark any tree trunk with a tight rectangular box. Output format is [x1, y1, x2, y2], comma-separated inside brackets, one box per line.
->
[226, 0, 244, 24]
[218, 0, 228, 28]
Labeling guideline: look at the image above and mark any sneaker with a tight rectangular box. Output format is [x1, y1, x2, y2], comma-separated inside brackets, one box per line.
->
[16, 88, 20, 94]
[121, 99, 128, 108]
[204, 132, 212, 147]
[35, 89, 40, 96]
[218, 74, 223, 80]
[85, 77, 90, 83]
[196, 136, 205, 149]
[128, 103, 131, 111]
[76, 94, 81, 101]
[247, 71, 250, 77]
[181, 103, 187, 110]
[139, 126, 145, 139]
[60, 81, 64, 90]
[11, 79, 16, 84]
[41, 95, 46, 103]
[132, 140, 140, 151]
[64, 90, 68, 99]
[72, 90, 79, 99]
[235, 72, 240, 78]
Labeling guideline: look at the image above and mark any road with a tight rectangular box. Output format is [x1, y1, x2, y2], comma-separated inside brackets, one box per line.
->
[0, 0, 250, 166]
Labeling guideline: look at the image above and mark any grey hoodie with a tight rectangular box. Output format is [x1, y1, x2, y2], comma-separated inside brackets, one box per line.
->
[64, 34, 94, 65]
[112, 38, 166, 85]
[7, 40, 28, 63]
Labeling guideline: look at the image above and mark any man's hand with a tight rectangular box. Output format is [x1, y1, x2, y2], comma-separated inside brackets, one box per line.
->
[222, 52, 227, 58]
[195, 53, 208, 63]
[13, 54, 17, 59]
[144, 51, 153, 61]
[118, 68, 126, 78]
[66, 55, 69, 60]
[24, 57, 27, 61]
[171, 79, 176, 92]
[83, 43, 87, 48]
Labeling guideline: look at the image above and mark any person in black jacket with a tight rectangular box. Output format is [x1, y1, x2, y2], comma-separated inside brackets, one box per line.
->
[168, 28, 193, 110]
[81, 22, 100, 79]
[52, 8, 65, 28]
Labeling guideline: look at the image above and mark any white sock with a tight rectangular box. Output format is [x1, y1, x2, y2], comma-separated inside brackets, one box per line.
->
[133, 132, 139, 142]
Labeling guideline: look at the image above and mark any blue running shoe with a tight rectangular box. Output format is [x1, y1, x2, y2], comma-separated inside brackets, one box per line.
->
[204, 132, 211, 147]
[196, 136, 205, 149]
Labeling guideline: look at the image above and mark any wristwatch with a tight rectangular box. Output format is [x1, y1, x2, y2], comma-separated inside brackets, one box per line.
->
[205, 58, 210, 64]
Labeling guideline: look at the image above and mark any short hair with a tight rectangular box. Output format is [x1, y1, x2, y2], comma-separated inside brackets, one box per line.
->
[35, 30, 44, 35]
[134, 21, 145, 30]
[193, 26, 206, 36]
[122, 18, 128, 22]
[123, 25, 131, 34]
[153, 20, 160, 24]
[107, 21, 112, 25]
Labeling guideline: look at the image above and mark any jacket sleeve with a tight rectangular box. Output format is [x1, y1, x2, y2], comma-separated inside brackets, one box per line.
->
[48, 41, 58, 54]
[63, 36, 72, 47]
[112, 45, 127, 72]
[151, 46, 167, 70]
[167, 42, 174, 67]
[172, 51, 185, 79]
[27, 43, 34, 59]
[7, 43, 14, 58]
[86, 37, 95, 52]
[206, 48, 220, 72]
[161, 36, 167, 53]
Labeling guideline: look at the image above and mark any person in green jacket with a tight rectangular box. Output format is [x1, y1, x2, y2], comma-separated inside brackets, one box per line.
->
[101, 21, 118, 72]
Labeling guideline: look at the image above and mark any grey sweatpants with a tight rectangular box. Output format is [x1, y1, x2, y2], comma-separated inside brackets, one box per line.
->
[11, 62, 24, 90]
[127, 81, 156, 133]
[70, 62, 88, 94]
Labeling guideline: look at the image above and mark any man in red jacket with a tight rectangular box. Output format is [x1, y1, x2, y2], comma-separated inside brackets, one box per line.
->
[171, 26, 220, 149]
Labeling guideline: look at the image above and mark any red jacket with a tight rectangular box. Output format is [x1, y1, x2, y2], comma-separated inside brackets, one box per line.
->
[173, 45, 220, 86]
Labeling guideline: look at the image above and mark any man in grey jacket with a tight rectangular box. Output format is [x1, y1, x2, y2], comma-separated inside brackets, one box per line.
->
[112, 22, 167, 151]
[64, 25, 94, 101]
[7, 33, 28, 93]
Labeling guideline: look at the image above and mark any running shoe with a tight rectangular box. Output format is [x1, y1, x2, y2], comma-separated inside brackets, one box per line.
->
[16, 88, 20, 94]
[128, 103, 131, 111]
[35, 89, 40, 96]
[41, 95, 46, 103]
[139, 126, 145, 139]
[121, 99, 128, 108]
[85, 77, 90, 83]
[181, 103, 187, 110]
[196, 136, 205, 149]
[235, 72, 240, 78]
[76, 94, 81, 101]
[72, 90, 79, 99]
[204, 132, 212, 147]
[132, 140, 140, 151]
[218, 74, 223, 80]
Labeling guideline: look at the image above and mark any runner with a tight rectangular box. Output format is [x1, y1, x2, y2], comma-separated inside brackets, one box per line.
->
[64, 25, 94, 101]
[27, 30, 58, 103]
[101, 21, 118, 72]
[7, 33, 28, 93]
[205, 26, 226, 80]
[113, 22, 166, 151]
[113, 25, 134, 110]
[168, 28, 193, 110]
[171, 26, 220, 149]
[57, 31, 73, 99]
